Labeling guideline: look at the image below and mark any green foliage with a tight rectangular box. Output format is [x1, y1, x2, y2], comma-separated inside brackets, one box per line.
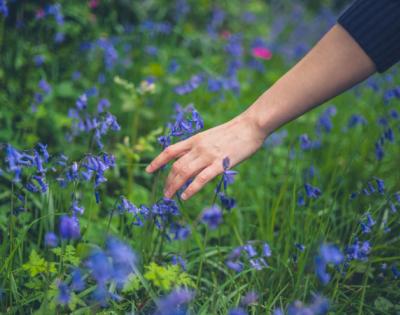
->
[22, 250, 57, 277]
[144, 262, 195, 291]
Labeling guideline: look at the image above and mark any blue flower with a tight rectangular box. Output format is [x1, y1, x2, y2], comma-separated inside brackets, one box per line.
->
[76, 94, 88, 110]
[57, 281, 70, 305]
[304, 183, 321, 199]
[228, 308, 247, 315]
[71, 268, 85, 292]
[71, 200, 85, 215]
[345, 239, 371, 262]
[315, 244, 343, 285]
[375, 177, 385, 194]
[201, 205, 223, 229]
[86, 250, 112, 285]
[0, 0, 8, 17]
[154, 288, 194, 315]
[348, 114, 367, 128]
[44, 232, 58, 247]
[241, 291, 258, 306]
[59, 215, 80, 240]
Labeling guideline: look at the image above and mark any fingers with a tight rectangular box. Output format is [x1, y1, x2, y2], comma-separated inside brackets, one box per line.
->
[164, 154, 209, 198]
[145, 139, 192, 173]
[181, 161, 223, 200]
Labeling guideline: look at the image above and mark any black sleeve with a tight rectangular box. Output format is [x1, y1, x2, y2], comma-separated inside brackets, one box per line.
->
[337, 0, 400, 72]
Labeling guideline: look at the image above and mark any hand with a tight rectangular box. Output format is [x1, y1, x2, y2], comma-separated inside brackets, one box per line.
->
[145, 113, 267, 200]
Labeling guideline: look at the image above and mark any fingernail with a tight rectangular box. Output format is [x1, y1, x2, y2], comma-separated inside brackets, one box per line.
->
[145, 166, 151, 173]
[181, 193, 187, 200]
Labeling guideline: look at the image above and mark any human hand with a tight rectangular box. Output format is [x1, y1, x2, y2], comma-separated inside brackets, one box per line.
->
[145, 113, 267, 200]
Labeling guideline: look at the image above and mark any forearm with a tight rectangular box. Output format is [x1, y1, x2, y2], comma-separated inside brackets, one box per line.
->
[244, 24, 376, 137]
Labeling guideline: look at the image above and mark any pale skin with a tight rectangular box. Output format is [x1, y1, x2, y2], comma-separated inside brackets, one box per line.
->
[145, 24, 376, 200]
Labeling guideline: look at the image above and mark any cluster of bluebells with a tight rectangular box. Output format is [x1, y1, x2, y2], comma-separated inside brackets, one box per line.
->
[158, 103, 204, 149]
[61, 153, 115, 188]
[174, 74, 204, 95]
[68, 92, 120, 149]
[117, 196, 190, 241]
[273, 295, 330, 315]
[298, 183, 322, 207]
[226, 241, 272, 272]
[56, 236, 138, 307]
[35, 3, 65, 42]
[374, 112, 397, 161]
[4, 143, 50, 193]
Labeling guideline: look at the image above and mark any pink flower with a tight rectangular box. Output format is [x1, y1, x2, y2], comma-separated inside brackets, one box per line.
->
[35, 8, 45, 20]
[251, 47, 272, 60]
[220, 30, 231, 40]
[89, 0, 100, 9]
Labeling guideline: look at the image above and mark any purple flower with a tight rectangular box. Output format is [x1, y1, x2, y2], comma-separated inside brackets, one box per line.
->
[241, 291, 258, 306]
[76, 94, 88, 110]
[304, 183, 321, 199]
[345, 239, 371, 262]
[44, 232, 58, 247]
[71, 268, 85, 292]
[375, 177, 385, 194]
[228, 308, 247, 315]
[59, 215, 80, 240]
[86, 250, 112, 285]
[348, 114, 367, 128]
[71, 200, 84, 215]
[38, 79, 51, 94]
[97, 98, 111, 113]
[262, 243, 272, 257]
[0, 0, 8, 17]
[34, 55, 45, 66]
[201, 205, 223, 229]
[154, 288, 194, 315]
[57, 281, 70, 305]
[315, 244, 343, 285]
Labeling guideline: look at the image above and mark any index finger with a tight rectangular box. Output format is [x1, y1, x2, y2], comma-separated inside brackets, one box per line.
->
[145, 140, 192, 173]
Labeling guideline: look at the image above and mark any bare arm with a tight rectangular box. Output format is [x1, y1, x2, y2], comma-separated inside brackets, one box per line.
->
[244, 24, 375, 136]
[146, 24, 376, 200]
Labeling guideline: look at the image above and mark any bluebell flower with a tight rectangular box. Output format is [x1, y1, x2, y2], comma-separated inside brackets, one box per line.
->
[201, 205, 223, 230]
[304, 183, 321, 199]
[316, 106, 336, 133]
[228, 308, 247, 315]
[224, 34, 243, 57]
[171, 255, 187, 271]
[297, 195, 305, 206]
[375, 142, 384, 160]
[106, 237, 137, 286]
[33, 55, 45, 66]
[345, 239, 371, 261]
[45, 232, 58, 247]
[348, 114, 367, 128]
[391, 264, 400, 279]
[299, 134, 320, 150]
[0, 0, 8, 17]
[389, 109, 399, 119]
[218, 192, 236, 210]
[59, 215, 80, 240]
[154, 288, 194, 315]
[145, 45, 158, 56]
[249, 258, 268, 270]
[71, 200, 84, 215]
[57, 281, 71, 305]
[76, 94, 88, 110]
[97, 98, 110, 113]
[315, 244, 343, 285]
[243, 244, 257, 258]
[91, 284, 109, 307]
[54, 32, 65, 43]
[38, 79, 51, 95]
[174, 74, 204, 95]
[32, 175, 48, 192]
[241, 291, 258, 305]
[295, 243, 305, 251]
[272, 309, 284, 315]
[168, 59, 180, 73]
[71, 268, 85, 292]
[262, 243, 272, 257]
[264, 130, 288, 148]
[375, 177, 385, 194]
[86, 250, 112, 285]
[360, 212, 375, 234]
[216, 157, 237, 192]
